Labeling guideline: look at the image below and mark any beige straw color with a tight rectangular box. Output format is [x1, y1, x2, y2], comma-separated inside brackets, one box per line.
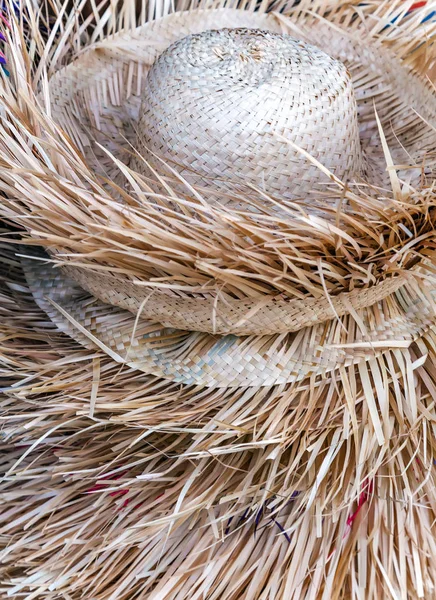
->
[135, 28, 363, 200]
[34, 5, 436, 345]
[45, 6, 436, 195]
[21, 250, 436, 387]
[63, 261, 408, 335]
[13, 4, 436, 386]
[2, 2, 436, 600]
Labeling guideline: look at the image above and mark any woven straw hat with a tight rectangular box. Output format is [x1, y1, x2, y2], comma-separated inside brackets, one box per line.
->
[1, 1, 436, 599]
[10, 1, 435, 387]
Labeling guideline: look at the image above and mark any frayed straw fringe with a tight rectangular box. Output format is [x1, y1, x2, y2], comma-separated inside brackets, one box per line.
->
[2, 242, 436, 599]
[0, 1, 436, 598]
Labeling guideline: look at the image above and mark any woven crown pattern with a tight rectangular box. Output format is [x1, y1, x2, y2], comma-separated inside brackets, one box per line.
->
[17, 8, 436, 388]
[136, 28, 363, 199]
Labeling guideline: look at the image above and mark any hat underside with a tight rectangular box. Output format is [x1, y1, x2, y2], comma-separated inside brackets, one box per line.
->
[21, 248, 436, 387]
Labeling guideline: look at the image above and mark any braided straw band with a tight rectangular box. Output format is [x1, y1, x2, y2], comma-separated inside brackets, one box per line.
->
[64, 264, 408, 336]
[21, 251, 436, 388]
[136, 28, 363, 200]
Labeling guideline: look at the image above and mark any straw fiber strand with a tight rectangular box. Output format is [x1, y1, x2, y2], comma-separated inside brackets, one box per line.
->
[64, 262, 409, 335]
[20, 250, 436, 387]
[44, 7, 436, 203]
[25, 4, 436, 311]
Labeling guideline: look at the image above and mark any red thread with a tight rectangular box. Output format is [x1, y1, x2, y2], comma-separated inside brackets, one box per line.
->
[327, 480, 373, 560]
[410, 1, 427, 10]
[109, 489, 129, 498]
[346, 480, 373, 527]
[0, 13, 11, 30]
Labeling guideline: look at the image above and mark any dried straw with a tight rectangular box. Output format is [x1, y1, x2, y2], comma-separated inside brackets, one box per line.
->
[0, 1, 436, 599]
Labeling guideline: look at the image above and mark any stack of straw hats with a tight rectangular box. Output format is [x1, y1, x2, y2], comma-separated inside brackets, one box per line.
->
[0, 1, 436, 598]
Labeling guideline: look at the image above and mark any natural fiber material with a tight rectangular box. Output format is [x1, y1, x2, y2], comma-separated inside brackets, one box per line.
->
[63, 262, 409, 335]
[1, 1, 436, 599]
[15, 2, 436, 385]
[22, 249, 436, 387]
[25, 2, 436, 339]
[136, 28, 363, 200]
[44, 4, 436, 207]
[3, 240, 436, 600]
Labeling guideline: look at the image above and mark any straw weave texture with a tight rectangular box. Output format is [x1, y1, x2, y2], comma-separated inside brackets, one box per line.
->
[42, 7, 436, 337]
[64, 263, 408, 336]
[2, 2, 436, 599]
[135, 28, 363, 200]
[22, 252, 436, 388]
[46, 7, 436, 194]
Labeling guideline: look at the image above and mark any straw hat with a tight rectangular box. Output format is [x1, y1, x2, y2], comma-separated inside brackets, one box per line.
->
[1, 1, 436, 599]
[13, 2, 435, 387]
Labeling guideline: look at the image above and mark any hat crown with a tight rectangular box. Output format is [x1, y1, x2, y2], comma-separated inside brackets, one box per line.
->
[137, 28, 363, 200]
